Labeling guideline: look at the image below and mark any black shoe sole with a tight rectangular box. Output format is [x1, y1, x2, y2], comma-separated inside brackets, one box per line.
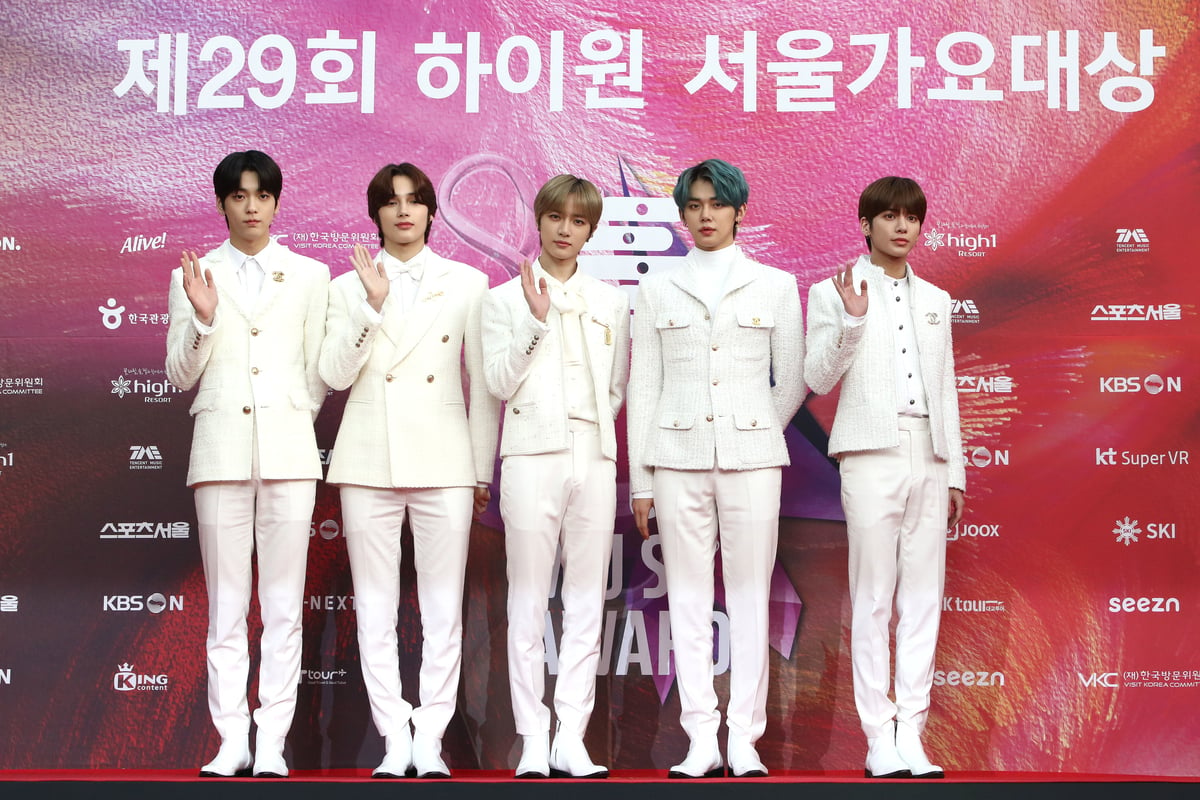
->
[864, 769, 913, 779]
[668, 767, 725, 779]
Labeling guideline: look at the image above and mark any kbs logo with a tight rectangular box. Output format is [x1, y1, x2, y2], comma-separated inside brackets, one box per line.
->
[113, 663, 169, 692]
[129, 445, 163, 471]
[1115, 228, 1150, 253]
[1099, 375, 1181, 394]
[1113, 517, 1176, 545]
[1108, 596, 1181, 613]
[103, 593, 184, 613]
[966, 446, 1009, 468]
[1078, 672, 1119, 688]
[933, 670, 1005, 687]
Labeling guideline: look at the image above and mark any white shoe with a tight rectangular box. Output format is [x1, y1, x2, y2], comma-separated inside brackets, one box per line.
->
[372, 727, 413, 779]
[252, 733, 289, 778]
[726, 736, 767, 778]
[412, 731, 450, 779]
[199, 737, 252, 777]
[895, 721, 944, 778]
[515, 733, 549, 779]
[668, 737, 723, 779]
[549, 731, 608, 779]
[864, 723, 911, 779]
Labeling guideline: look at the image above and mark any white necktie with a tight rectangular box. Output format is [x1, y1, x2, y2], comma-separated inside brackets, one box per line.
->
[242, 258, 265, 307]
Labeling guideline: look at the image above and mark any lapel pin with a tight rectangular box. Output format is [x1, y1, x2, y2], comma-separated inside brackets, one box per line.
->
[272, 271, 284, 282]
[424, 291, 444, 302]
[926, 312, 940, 325]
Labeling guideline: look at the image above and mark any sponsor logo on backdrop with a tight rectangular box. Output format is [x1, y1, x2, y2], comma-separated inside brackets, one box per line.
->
[1095, 447, 1190, 468]
[103, 593, 184, 613]
[128, 445, 163, 471]
[1113, 517, 1177, 545]
[1, 234, 23, 251]
[1099, 374, 1181, 394]
[923, 226, 996, 259]
[110, 370, 182, 403]
[950, 299, 980, 325]
[933, 669, 1005, 687]
[318, 449, 334, 466]
[113, 662, 169, 692]
[310, 519, 342, 540]
[119, 232, 168, 254]
[306, 595, 357, 611]
[942, 596, 1006, 612]
[1108, 596, 1181, 613]
[0, 595, 17, 612]
[0, 668, 10, 685]
[966, 446, 1009, 468]
[1079, 669, 1200, 689]
[1115, 228, 1150, 254]
[0, 377, 44, 395]
[0, 448, 12, 476]
[302, 666, 350, 685]
[1091, 303, 1182, 322]
[948, 522, 1000, 543]
[99, 299, 169, 331]
[957, 375, 1013, 393]
[100, 521, 191, 540]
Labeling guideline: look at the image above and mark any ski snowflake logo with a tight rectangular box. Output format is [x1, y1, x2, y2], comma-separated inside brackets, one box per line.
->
[923, 229, 945, 251]
[111, 375, 132, 398]
[1112, 516, 1141, 546]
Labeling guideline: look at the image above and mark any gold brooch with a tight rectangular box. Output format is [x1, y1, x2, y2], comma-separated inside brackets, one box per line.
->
[424, 291, 444, 301]
[272, 271, 284, 282]
[926, 312, 940, 325]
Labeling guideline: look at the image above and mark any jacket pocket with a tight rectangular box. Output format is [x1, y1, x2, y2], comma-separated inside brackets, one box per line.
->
[658, 412, 696, 431]
[189, 388, 219, 417]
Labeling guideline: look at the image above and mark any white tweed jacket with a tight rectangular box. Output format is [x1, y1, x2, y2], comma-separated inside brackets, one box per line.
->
[805, 255, 966, 491]
[626, 246, 806, 496]
[165, 239, 329, 486]
[482, 266, 630, 461]
[320, 248, 500, 489]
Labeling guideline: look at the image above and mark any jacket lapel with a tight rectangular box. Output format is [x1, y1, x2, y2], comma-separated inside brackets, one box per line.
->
[388, 253, 450, 366]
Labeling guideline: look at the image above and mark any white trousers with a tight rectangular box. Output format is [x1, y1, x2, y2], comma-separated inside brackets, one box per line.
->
[840, 416, 948, 739]
[654, 466, 781, 744]
[340, 484, 474, 740]
[194, 478, 315, 742]
[500, 424, 616, 737]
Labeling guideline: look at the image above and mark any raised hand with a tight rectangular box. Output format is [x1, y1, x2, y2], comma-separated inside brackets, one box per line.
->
[519, 259, 550, 322]
[180, 250, 217, 326]
[351, 244, 390, 312]
[832, 260, 867, 318]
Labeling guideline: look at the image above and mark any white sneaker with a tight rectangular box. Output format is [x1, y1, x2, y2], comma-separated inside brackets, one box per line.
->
[864, 723, 911, 779]
[252, 733, 288, 778]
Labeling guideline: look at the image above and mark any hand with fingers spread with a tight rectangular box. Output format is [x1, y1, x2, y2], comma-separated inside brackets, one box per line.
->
[832, 260, 868, 319]
[519, 259, 550, 323]
[180, 250, 218, 326]
[351, 243, 390, 313]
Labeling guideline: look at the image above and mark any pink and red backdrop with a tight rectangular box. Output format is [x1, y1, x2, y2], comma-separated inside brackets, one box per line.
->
[1, 0, 1198, 776]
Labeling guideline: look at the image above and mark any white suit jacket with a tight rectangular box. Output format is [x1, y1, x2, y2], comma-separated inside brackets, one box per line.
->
[482, 266, 630, 461]
[627, 246, 806, 496]
[165, 239, 329, 486]
[320, 249, 499, 489]
[805, 255, 966, 491]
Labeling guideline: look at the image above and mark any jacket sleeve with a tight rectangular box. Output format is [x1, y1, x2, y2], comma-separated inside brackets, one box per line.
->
[940, 297, 967, 492]
[626, 282, 662, 496]
[769, 271, 807, 425]
[608, 292, 632, 418]
[481, 285, 550, 402]
[165, 266, 216, 391]
[464, 274, 502, 484]
[804, 277, 864, 396]
[319, 275, 379, 392]
[302, 262, 331, 417]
